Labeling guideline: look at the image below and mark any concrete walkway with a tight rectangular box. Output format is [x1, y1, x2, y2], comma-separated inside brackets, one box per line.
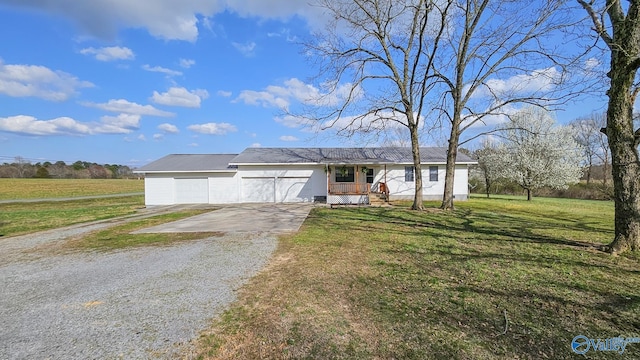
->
[133, 203, 315, 234]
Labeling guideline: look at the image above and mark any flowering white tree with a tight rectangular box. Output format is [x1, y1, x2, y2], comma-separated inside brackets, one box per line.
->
[494, 107, 584, 201]
[474, 138, 506, 198]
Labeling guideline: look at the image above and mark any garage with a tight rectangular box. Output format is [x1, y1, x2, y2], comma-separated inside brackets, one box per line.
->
[175, 178, 209, 204]
[242, 177, 275, 203]
[241, 177, 313, 203]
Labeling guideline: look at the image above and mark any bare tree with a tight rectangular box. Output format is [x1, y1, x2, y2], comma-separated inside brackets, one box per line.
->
[431, 1, 585, 210]
[578, 0, 640, 254]
[304, 0, 451, 210]
[570, 112, 610, 184]
[304, 0, 586, 211]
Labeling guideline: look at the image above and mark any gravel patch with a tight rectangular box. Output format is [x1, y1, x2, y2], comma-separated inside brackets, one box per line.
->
[0, 216, 278, 359]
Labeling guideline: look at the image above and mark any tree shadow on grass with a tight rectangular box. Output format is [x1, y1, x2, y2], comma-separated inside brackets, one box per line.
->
[364, 246, 640, 358]
[322, 206, 609, 253]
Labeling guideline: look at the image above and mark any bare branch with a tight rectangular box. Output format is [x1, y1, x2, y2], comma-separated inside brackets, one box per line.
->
[577, 0, 614, 47]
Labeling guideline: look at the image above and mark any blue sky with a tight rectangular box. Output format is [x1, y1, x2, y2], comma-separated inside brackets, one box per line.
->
[0, 1, 609, 167]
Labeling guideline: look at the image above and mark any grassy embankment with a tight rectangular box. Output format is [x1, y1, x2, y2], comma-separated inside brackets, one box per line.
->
[197, 196, 640, 359]
[0, 179, 220, 250]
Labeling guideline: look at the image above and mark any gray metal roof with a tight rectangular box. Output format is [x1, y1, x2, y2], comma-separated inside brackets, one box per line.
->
[135, 148, 476, 173]
[230, 147, 475, 165]
[135, 154, 238, 173]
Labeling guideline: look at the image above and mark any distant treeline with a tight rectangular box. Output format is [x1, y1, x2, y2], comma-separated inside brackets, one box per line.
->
[0, 157, 136, 179]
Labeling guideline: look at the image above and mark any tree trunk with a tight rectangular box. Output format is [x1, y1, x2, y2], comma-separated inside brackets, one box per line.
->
[577, 0, 640, 254]
[485, 177, 491, 198]
[410, 124, 424, 211]
[526, 188, 531, 201]
[603, 158, 610, 187]
[441, 124, 460, 210]
[604, 57, 640, 254]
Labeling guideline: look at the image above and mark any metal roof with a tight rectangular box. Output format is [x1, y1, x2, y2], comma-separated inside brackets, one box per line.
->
[135, 148, 476, 173]
[229, 147, 475, 165]
[135, 154, 238, 173]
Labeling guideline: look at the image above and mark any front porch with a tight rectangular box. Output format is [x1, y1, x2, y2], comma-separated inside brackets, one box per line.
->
[326, 164, 389, 206]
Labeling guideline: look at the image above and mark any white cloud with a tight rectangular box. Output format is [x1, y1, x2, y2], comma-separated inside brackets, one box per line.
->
[82, 99, 175, 117]
[151, 87, 209, 108]
[236, 78, 363, 110]
[279, 135, 299, 142]
[153, 133, 164, 140]
[232, 41, 256, 57]
[179, 58, 196, 68]
[250, 142, 262, 148]
[0, 113, 141, 136]
[158, 123, 179, 134]
[80, 46, 134, 61]
[0, 115, 89, 136]
[142, 64, 182, 77]
[275, 114, 315, 128]
[266, 28, 298, 42]
[0, 59, 93, 101]
[471, 67, 562, 99]
[188, 142, 199, 147]
[0, 1, 328, 42]
[217, 90, 232, 97]
[97, 113, 141, 133]
[187, 122, 237, 135]
[584, 58, 600, 71]
[138, 134, 146, 141]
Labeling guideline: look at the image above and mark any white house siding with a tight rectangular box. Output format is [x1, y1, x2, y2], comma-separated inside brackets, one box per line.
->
[208, 173, 240, 204]
[175, 178, 209, 204]
[384, 164, 470, 201]
[238, 165, 326, 203]
[453, 165, 470, 200]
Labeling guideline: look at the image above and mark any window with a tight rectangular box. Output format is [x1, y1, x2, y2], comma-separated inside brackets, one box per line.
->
[366, 168, 374, 184]
[429, 166, 438, 182]
[405, 166, 414, 182]
[335, 166, 355, 182]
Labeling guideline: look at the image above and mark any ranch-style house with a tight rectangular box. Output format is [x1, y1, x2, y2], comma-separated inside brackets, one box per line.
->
[134, 147, 476, 206]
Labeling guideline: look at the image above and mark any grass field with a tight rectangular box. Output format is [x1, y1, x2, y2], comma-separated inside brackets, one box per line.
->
[0, 178, 144, 200]
[196, 196, 640, 359]
[0, 179, 146, 237]
[0, 196, 145, 237]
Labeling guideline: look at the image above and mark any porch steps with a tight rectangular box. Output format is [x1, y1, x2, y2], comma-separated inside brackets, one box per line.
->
[368, 192, 389, 207]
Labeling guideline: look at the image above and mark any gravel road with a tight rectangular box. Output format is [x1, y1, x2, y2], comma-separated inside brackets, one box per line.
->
[0, 209, 278, 359]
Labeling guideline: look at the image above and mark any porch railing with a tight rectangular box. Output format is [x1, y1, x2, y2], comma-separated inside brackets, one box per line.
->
[329, 183, 371, 195]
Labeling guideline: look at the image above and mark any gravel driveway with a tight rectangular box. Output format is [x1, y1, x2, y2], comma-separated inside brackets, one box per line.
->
[0, 207, 282, 359]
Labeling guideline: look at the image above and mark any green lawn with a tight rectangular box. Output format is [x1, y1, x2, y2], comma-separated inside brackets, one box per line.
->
[0, 179, 146, 237]
[0, 196, 145, 237]
[197, 196, 640, 359]
[0, 178, 144, 200]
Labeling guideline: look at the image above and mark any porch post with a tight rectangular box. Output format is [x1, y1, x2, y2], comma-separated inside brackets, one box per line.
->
[326, 164, 330, 196]
[385, 164, 387, 191]
[355, 165, 359, 194]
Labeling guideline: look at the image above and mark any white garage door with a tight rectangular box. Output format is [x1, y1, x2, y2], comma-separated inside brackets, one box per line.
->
[277, 177, 312, 202]
[242, 178, 275, 203]
[175, 178, 209, 204]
